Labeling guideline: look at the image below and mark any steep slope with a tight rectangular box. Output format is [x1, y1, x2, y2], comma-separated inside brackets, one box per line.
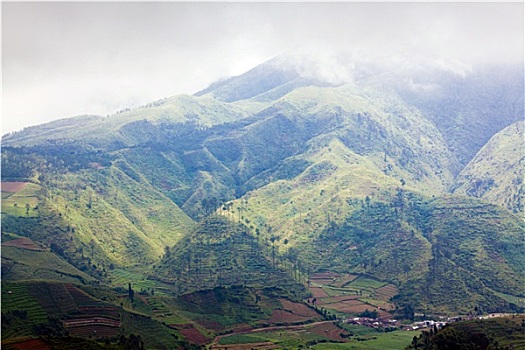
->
[198, 56, 524, 169]
[151, 215, 307, 297]
[390, 63, 524, 166]
[1, 234, 95, 284]
[305, 195, 524, 314]
[194, 55, 303, 102]
[1, 146, 193, 278]
[223, 83, 459, 252]
[451, 121, 524, 213]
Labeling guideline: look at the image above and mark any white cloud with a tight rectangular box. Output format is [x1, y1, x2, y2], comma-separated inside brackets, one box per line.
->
[2, 2, 523, 134]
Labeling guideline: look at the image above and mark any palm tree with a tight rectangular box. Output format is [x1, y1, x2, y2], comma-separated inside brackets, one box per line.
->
[270, 235, 280, 266]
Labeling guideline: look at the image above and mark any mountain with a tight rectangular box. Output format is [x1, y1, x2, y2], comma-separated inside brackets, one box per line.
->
[451, 121, 524, 213]
[2, 53, 524, 348]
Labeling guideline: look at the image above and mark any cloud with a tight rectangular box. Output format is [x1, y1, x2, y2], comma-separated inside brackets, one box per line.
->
[2, 2, 523, 134]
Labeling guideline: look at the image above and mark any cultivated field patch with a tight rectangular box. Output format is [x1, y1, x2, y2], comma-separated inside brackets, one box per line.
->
[4, 338, 52, 350]
[306, 273, 397, 319]
[1, 182, 28, 193]
[2, 238, 44, 251]
[178, 325, 210, 345]
[1, 182, 40, 217]
[308, 322, 350, 342]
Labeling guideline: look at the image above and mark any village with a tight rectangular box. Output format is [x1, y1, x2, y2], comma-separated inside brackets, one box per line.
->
[343, 312, 520, 332]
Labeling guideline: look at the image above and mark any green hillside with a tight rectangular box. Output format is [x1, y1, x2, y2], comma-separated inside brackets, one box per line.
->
[152, 215, 307, 297]
[278, 192, 523, 315]
[2, 95, 249, 148]
[1, 146, 193, 279]
[1, 55, 524, 348]
[451, 121, 524, 214]
[1, 234, 95, 284]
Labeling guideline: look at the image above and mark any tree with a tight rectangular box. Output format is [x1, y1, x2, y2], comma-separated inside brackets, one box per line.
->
[270, 235, 280, 266]
[89, 239, 96, 259]
[128, 283, 135, 303]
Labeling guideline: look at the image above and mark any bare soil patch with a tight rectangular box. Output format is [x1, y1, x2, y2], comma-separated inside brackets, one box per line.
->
[268, 309, 310, 324]
[375, 284, 398, 300]
[8, 338, 52, 350]
[179, 326, 210, 345]
[1, 182, 28, 193]
[309, 287, 329, 298]
[195, 319, 225, 331]
[2, 238, 44, 251]
[211, 342, 279, 350]
[336, 304, 376, 314]
[279, 299, 318, 318]
[308, 322, 349, 342]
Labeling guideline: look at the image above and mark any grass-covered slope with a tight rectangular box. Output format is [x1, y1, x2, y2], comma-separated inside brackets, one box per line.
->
[194, 55, 302, 102]
[151, 215, 307, 297]
[1, 146, 193, 280]
[309, 195, 524, 315]
[451, 121, 524, 214]
[2, 95, 249, 148]
[1, 234, 95, 284]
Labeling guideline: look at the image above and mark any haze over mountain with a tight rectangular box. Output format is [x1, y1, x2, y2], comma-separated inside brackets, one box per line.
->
[1, 52, 524, 348]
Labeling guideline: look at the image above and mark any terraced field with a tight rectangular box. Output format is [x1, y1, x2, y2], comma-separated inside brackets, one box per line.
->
[307, 273, 398, 319]
[1, 283, 49, 338]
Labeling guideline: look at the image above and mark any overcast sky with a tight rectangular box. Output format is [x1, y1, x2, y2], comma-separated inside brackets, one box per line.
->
[2, 2, 523, 135]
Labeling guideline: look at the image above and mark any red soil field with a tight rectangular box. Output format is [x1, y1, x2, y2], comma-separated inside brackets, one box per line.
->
[0, 182, 28, 193]
[279, 299, 319, 318]
[2, 238, 44, 251]
[9, 338, 52, 350]
[309, 287, 329, 298]
[308, 322, 349, 342]
[268, 309, 312, 324]
[179, 326, 210, 345]
[230, 323, 253, 333]
[195, 319, 225, 331]
[336, 304, 377, 314]
[325, 299, 364, 311]
[211, 342, 279, 350]
[65, 284, 98, 305]
[67, 324, 120, 338]
[375, 284, 398, 300]
[333, 274, 358, 287]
